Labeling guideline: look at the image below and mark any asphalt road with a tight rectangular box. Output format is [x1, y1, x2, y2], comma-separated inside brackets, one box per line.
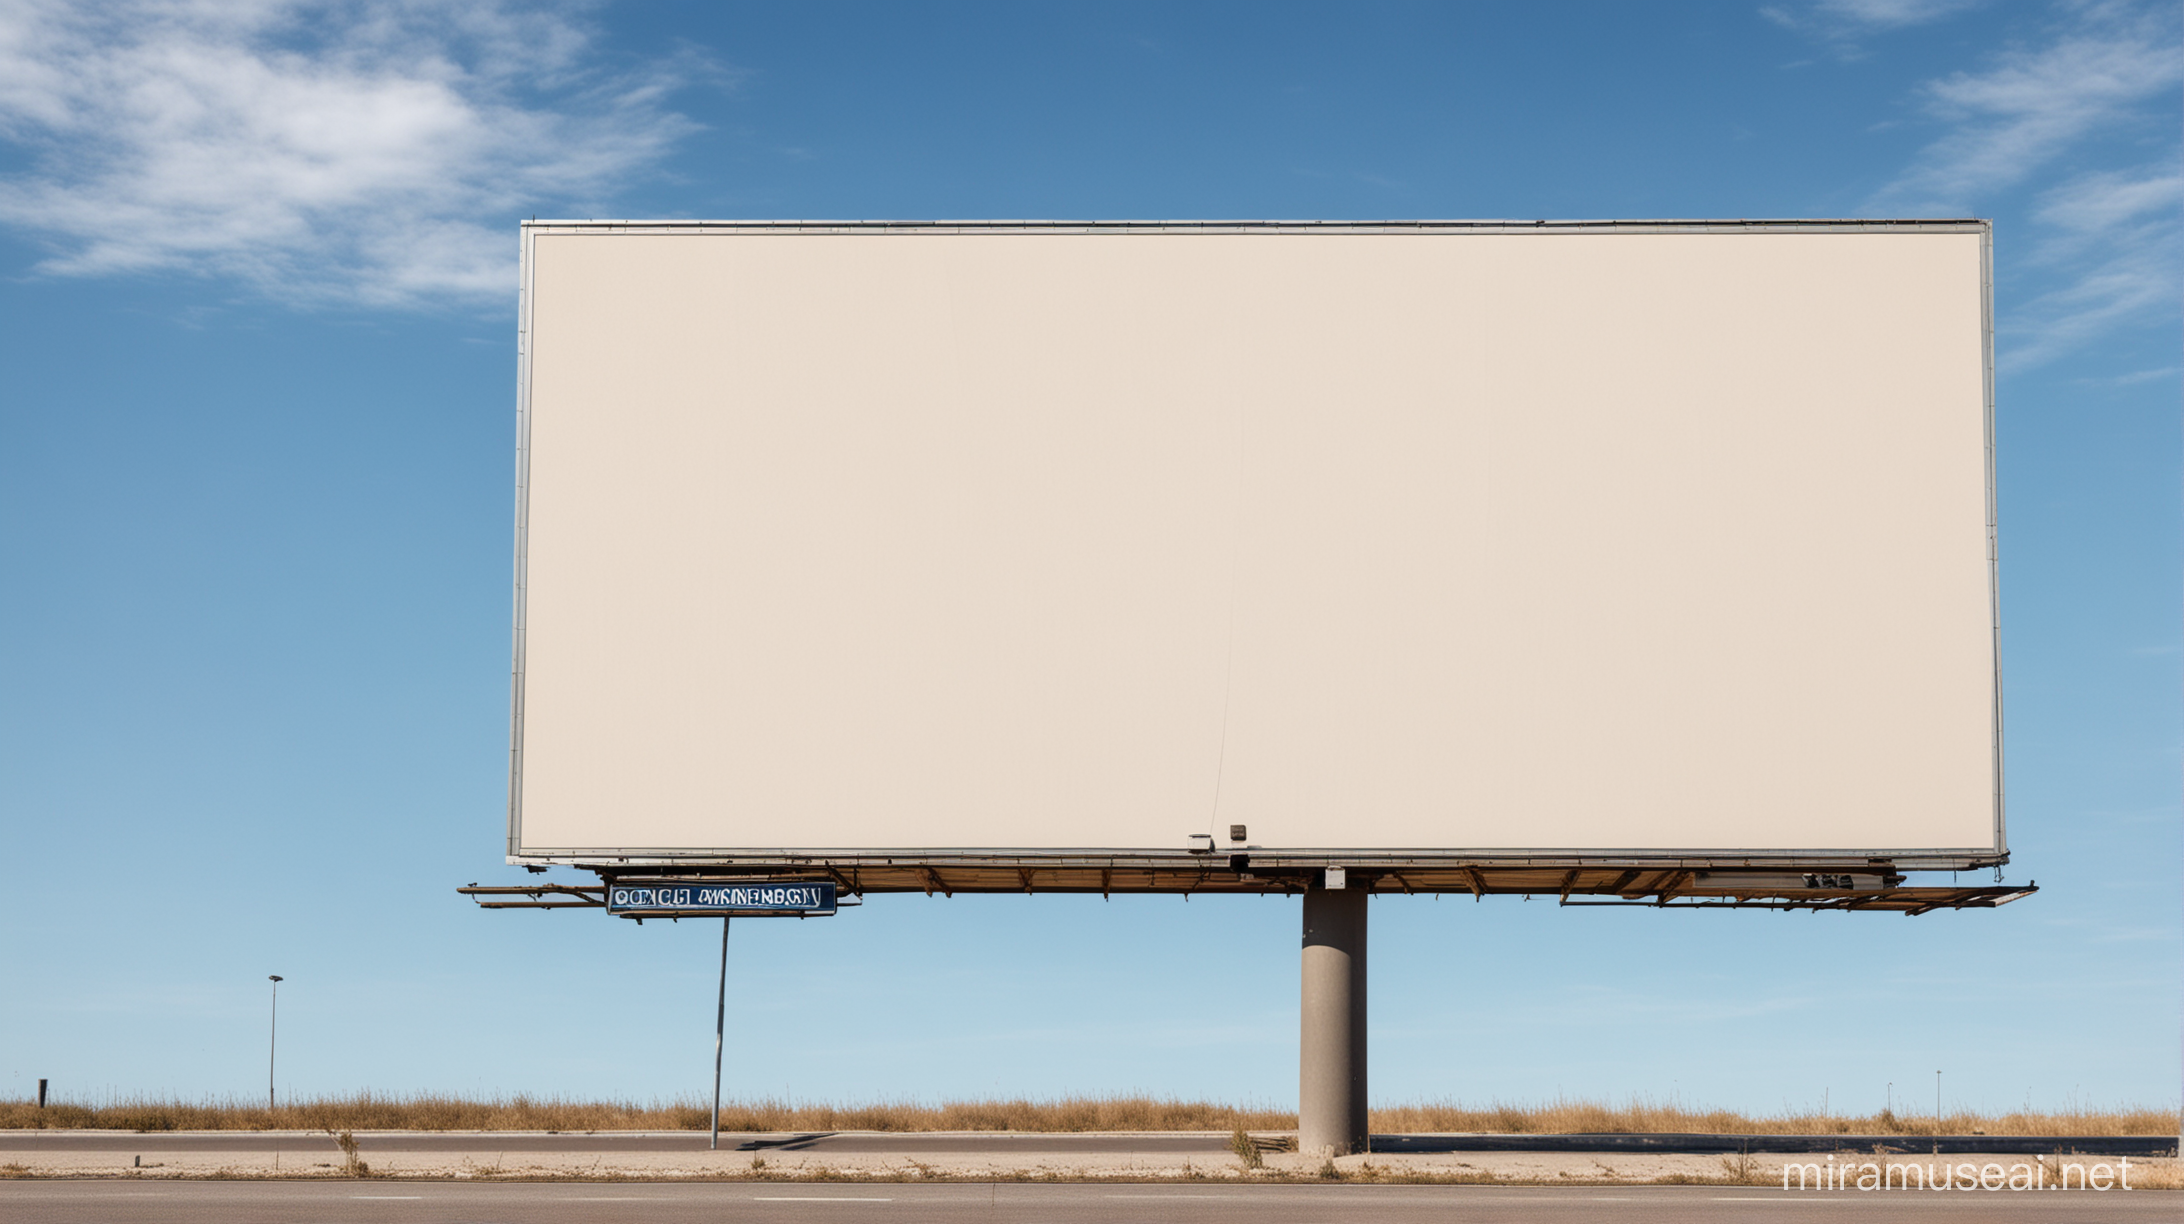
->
[6, 1132, 2167, 1156]
[2, 1181, 2173, 1222]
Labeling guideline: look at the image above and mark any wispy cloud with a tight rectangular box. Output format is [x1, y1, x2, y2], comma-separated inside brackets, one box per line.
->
[1869, 26, 2179, 213]
[2006, 165, 2182, 367]
[1762, 0, 1985, 53]
[1843, 1, 2182, 369]
[0, 0, 706, 307]
[2036, 166, 2183, 237]
[1790, 0, 1985, 30]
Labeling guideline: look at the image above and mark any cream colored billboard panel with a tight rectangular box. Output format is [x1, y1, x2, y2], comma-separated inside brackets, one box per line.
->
[513, 223, 1998, 860]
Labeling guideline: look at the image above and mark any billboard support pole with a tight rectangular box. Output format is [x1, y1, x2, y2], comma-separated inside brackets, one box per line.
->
[710, 917, 730, 1151]
[1299, 881, 1367, 1157]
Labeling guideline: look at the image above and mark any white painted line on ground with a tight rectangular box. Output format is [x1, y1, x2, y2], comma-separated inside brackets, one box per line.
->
[752, 1196, 894, 1202]
[351, 1195, 425, 1199]
[1710, 1197, 1856, 1202]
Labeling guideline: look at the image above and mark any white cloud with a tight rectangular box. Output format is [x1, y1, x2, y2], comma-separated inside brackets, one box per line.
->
[1848, 2, 2182, 369]
[0, 0, 704, 307]
[1818, 0, 1983, 30]
[1870, 29, 2180, 213]
[1761, 0, 1984, 50]
[2003, 244, 2177, 369]
[2033, 166, 2183, 235]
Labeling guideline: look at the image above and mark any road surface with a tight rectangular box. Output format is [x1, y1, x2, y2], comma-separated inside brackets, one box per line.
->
[5, 1131, 2165, 1156]
[2, 1180, 2172, 1222]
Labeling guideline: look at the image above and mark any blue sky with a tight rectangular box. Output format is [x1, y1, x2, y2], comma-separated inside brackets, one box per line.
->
[1, 0, 2177, 1118]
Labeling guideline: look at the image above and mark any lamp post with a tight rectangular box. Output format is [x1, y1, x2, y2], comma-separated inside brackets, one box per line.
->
[268, 976, 284, 1113]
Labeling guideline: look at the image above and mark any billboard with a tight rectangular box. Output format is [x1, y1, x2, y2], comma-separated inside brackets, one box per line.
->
[509, 220, 2000, 882]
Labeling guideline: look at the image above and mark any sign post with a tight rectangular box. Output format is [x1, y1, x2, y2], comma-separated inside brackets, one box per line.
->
[712, 918, 729, 1151]
[599, 881, 838, 1149]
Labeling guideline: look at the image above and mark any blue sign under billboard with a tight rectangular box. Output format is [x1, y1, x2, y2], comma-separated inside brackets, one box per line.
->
[607, 881, 837, 917]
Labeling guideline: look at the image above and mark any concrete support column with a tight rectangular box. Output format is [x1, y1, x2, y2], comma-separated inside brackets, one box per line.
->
[1299, 882, 1368, 1157]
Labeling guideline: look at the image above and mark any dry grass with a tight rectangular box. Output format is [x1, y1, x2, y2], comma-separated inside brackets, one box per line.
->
[1373, 1096, 2179, 1137]
[0, 1092, 2171, 1136]
[713, 1097, 1293, 1133]
[326, 1130, 370, 1178]
[0, 1093, 1287, 1134]
[0, 1093, 708, 1134]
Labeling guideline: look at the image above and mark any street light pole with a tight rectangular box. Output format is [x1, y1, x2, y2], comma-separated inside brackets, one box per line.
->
[268, 976, 284, 1113]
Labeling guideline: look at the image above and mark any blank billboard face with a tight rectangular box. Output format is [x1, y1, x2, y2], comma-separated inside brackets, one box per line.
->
[511, 223, 1998, 862]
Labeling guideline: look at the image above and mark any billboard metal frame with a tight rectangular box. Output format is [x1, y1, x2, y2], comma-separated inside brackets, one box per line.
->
[505, 219, 2003, 888]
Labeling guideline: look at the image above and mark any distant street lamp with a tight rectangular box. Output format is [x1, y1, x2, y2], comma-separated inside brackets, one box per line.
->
[1934, 1070, 1942, 1155]
[267, 976, 284, 1112]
